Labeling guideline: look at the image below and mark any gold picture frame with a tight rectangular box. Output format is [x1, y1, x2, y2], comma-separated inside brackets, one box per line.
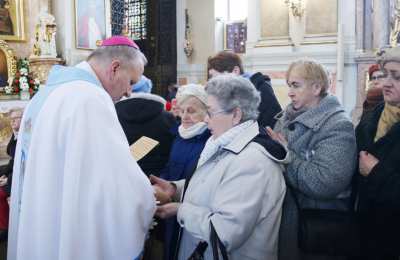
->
[0, 40, 17, 79]
[0, 0, 26, 41]
[0, 40, 18, 99]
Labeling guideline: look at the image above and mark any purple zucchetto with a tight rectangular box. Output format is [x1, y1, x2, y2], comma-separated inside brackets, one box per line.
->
[100, 36, 139, 50]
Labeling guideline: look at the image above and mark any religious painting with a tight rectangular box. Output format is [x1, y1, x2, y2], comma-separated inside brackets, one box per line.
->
[0, 0, 25, 41]
[75, 0, 107, 49]
[225, 21, 247, 54]
[0, 50, 7, 88]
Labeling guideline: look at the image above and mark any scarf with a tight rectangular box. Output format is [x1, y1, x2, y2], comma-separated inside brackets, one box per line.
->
[284, 103, 308, 122]
[178, 122, 208, 139]
[374, 102, 400, 142]
[197, 120, 253, 168]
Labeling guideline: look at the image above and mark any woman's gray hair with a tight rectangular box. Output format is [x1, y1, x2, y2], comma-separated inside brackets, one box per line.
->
[205, 74, 260, 122]
[87, 45, 147, 69]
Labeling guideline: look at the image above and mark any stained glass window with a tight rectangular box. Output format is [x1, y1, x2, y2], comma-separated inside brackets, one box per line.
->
[111, 0, 125, 35]
[111, 0, 147, 40]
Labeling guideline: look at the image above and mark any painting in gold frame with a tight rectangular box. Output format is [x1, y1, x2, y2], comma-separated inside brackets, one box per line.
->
[0, 0, 26, 41]
[75, 0, 107, 50]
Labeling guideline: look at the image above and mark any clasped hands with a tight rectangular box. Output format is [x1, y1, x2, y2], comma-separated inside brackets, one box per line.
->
[359, 151, 379, 177]
[150, 175, 180, 219]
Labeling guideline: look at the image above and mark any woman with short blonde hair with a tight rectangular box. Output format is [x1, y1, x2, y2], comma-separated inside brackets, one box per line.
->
[268, 58, 357, 260]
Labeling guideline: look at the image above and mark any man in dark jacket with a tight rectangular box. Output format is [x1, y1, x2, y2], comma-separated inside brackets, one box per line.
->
[207, 51, 282, 127]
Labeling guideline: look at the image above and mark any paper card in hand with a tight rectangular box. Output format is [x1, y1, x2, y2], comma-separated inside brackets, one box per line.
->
[130, 136, 159, 161]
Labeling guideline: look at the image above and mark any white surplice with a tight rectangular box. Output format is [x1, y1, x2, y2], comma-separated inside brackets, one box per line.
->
[8, 62, 156, 260]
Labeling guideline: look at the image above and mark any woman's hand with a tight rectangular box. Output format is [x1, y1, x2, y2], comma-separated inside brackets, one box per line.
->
[266, 127, 288, 147]
[150, 175, 177, 204]
[156, 202, 180, 219]
[359, 151, 379, 177]
[0, 175, 7, 187]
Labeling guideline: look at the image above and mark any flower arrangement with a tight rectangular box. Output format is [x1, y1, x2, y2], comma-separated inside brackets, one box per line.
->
[5, 58, 40, 96]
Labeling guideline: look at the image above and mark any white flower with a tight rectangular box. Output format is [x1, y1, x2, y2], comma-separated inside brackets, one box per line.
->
[20, 82, 30, 91]
[4, 86, 13, 94]
[34, 79, 40, 85]
[19, 68, 28, 76]
[19, 76, 27, 83]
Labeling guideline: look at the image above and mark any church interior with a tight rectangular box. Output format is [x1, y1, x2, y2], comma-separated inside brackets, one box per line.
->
[0, 0, 399, 259]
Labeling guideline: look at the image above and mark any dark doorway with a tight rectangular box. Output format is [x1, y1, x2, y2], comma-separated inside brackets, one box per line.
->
[111, 0, 177, 97]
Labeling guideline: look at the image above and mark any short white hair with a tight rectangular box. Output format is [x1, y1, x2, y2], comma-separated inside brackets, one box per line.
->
[176, 84, 207, 106]
[87, 45, 147, 69]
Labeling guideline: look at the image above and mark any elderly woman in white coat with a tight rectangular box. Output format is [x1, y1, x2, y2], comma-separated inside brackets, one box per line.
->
[151, 74, 287, 260]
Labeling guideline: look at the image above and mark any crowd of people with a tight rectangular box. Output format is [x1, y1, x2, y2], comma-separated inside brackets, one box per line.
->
[0, 35, 399, 260]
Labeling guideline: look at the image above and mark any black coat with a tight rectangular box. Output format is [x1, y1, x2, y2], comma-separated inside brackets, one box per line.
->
[355, 103, 400, 257]
[356, 103, 400, 211]
[116, 95, 177, 176]
[249, 72, 282, 128]
[0, 134, 17, 195]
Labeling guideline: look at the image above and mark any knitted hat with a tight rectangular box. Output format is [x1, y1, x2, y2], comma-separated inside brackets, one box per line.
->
[132, 75, 152, 93]
[368, 64, 380, 79]
[176, 84, 207, 105]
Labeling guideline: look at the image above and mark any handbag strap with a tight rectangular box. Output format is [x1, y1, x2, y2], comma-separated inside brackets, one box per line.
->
[210, 221, 229, 260]
[287, 184, 302, 211]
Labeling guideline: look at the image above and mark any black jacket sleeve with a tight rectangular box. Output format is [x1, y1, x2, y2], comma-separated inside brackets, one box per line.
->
[360, 141, 400, 210]
[250, 72, 282, 128]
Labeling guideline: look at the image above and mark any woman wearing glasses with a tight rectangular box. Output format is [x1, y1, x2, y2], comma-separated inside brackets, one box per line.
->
[267, 59, 357, 260]
[360, 64, 384, 122]
[355, 47, 400, 259]
[152, 74, 286, 260]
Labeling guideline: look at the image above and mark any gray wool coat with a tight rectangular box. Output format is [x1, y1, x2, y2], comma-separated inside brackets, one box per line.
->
[273, 95, 357, 260]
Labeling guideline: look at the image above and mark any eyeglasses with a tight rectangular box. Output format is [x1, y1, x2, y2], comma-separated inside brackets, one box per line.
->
[206, 109, 228, 118]
[379, 71, 400, 82]
[370, 75, 385, 81]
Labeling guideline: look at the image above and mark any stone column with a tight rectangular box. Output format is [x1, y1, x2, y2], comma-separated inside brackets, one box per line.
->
[355, 0, 364, 50]
[364, 0, 373, 50]
[246, 0, 261, 47]
[373, 0, 390, 49]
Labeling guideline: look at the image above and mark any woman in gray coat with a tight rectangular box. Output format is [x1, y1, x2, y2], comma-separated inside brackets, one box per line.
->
[152, 74, 287, 260]
[267, 59, 357, 260]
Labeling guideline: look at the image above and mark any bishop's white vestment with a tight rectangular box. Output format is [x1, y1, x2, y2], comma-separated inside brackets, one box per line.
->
[8, 62, 156, 260]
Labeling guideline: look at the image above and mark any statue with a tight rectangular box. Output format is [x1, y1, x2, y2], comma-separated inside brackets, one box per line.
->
[31, 11, 57, 58]
[390, 0, 400, 47]
[28, 11, 63, 85]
